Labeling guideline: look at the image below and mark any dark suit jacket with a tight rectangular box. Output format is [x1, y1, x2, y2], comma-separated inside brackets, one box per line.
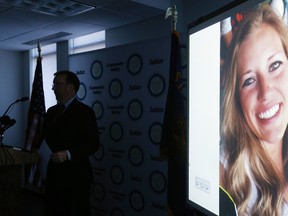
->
[43, 99, 99, 189]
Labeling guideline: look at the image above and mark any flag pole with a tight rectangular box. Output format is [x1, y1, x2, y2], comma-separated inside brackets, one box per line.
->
[163, 4, 188, 216]
[37, 40, 41, 58]
[25, 39, 46, 192]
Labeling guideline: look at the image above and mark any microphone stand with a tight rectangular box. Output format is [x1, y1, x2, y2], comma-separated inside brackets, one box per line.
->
[0, 122, 7, 146]
[0, 97, 28, 145]
[0, 132, 4, 145]
[2, 97, 28, 117]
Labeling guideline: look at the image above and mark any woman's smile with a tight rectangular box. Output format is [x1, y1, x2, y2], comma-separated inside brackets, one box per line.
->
[258, 103, 279, 119]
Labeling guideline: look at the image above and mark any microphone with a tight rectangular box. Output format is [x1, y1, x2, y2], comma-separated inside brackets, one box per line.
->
[0, 96, 28, 135]
[2, 96, 29, 117]
[0, 115, 16, 134]
[2, 119, 16, 131]
[17, 96, 29, 102]
[0, 115, 11, 125]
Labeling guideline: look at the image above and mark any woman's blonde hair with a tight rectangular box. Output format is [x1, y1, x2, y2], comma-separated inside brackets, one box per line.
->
[221, 4, 288, 215]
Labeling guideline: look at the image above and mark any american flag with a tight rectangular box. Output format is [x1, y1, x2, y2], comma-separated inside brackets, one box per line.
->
[25, 56, 46, 190]
[160, 30, 187, 215]
[25, 56, 46, 150]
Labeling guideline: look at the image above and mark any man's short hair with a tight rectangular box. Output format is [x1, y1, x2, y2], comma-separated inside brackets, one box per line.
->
[54, 70, 80, 91]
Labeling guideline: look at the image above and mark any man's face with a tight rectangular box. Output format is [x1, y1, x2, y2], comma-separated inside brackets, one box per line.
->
[52, 74, 69, 103]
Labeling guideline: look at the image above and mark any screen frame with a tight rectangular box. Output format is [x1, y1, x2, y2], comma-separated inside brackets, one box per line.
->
[186, 0, 265, 215]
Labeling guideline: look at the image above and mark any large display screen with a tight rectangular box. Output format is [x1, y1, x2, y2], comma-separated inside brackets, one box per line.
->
[187, 0, 285, 215]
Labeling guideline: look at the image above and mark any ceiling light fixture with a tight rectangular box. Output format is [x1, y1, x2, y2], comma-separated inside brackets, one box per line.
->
[0, 0, 95, 17]
[23, 31, 72, 45]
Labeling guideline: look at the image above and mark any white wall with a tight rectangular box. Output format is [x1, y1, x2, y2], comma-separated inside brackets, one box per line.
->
[106, 15, 171, 48]
[0, 50, 28, 148]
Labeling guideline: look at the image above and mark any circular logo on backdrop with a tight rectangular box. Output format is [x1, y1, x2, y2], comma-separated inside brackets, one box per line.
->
[149, 123, 162, 145]
[92, 182, 105, 201]
[92, 144, 104, 161]
[76, 82, 86, 100]
[127, 99, 143, 120]
[110, 165, 124, 185]
[91, 60, 103, 79]
[148, 74, 165, 96]
[92, 101, 104, 120]
[128, 145, 144, 166]
[129, 190, 145, 212]
[127, 54, 142, 75]
[149, 171, 166, 193]
[109, 79, 123, 99]
[109, 122, 123, 142]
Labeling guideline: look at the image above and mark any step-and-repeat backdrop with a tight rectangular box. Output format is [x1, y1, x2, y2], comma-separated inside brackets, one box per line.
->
[69, 37, 170, 216]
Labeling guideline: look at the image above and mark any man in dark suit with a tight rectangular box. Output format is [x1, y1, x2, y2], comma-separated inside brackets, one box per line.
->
[43, 70, 99, 216]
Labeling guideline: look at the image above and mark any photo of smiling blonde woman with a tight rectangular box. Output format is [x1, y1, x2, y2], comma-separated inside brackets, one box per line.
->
[220, 4, 288, 216]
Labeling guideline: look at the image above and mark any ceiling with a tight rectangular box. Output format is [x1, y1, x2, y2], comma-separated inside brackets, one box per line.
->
[0, 0, 170, 51]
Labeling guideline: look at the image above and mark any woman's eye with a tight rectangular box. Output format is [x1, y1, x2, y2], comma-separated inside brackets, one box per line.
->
[269, 61, 282, 72]
[242, 77, 255, 87]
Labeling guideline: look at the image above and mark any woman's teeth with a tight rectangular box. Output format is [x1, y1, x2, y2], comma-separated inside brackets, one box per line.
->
[258, 104, 279, 119]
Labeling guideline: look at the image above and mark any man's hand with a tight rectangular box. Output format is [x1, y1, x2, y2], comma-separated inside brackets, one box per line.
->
[51, 150, 68, 163]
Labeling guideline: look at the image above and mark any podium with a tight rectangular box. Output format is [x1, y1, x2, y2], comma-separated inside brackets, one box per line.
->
[0, 145, 39, 216]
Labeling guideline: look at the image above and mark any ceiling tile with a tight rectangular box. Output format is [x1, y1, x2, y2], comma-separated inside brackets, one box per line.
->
[0, 0, 170, 51]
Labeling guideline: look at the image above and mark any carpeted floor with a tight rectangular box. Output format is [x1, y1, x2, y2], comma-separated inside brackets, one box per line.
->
[19, 189, 44, 216]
